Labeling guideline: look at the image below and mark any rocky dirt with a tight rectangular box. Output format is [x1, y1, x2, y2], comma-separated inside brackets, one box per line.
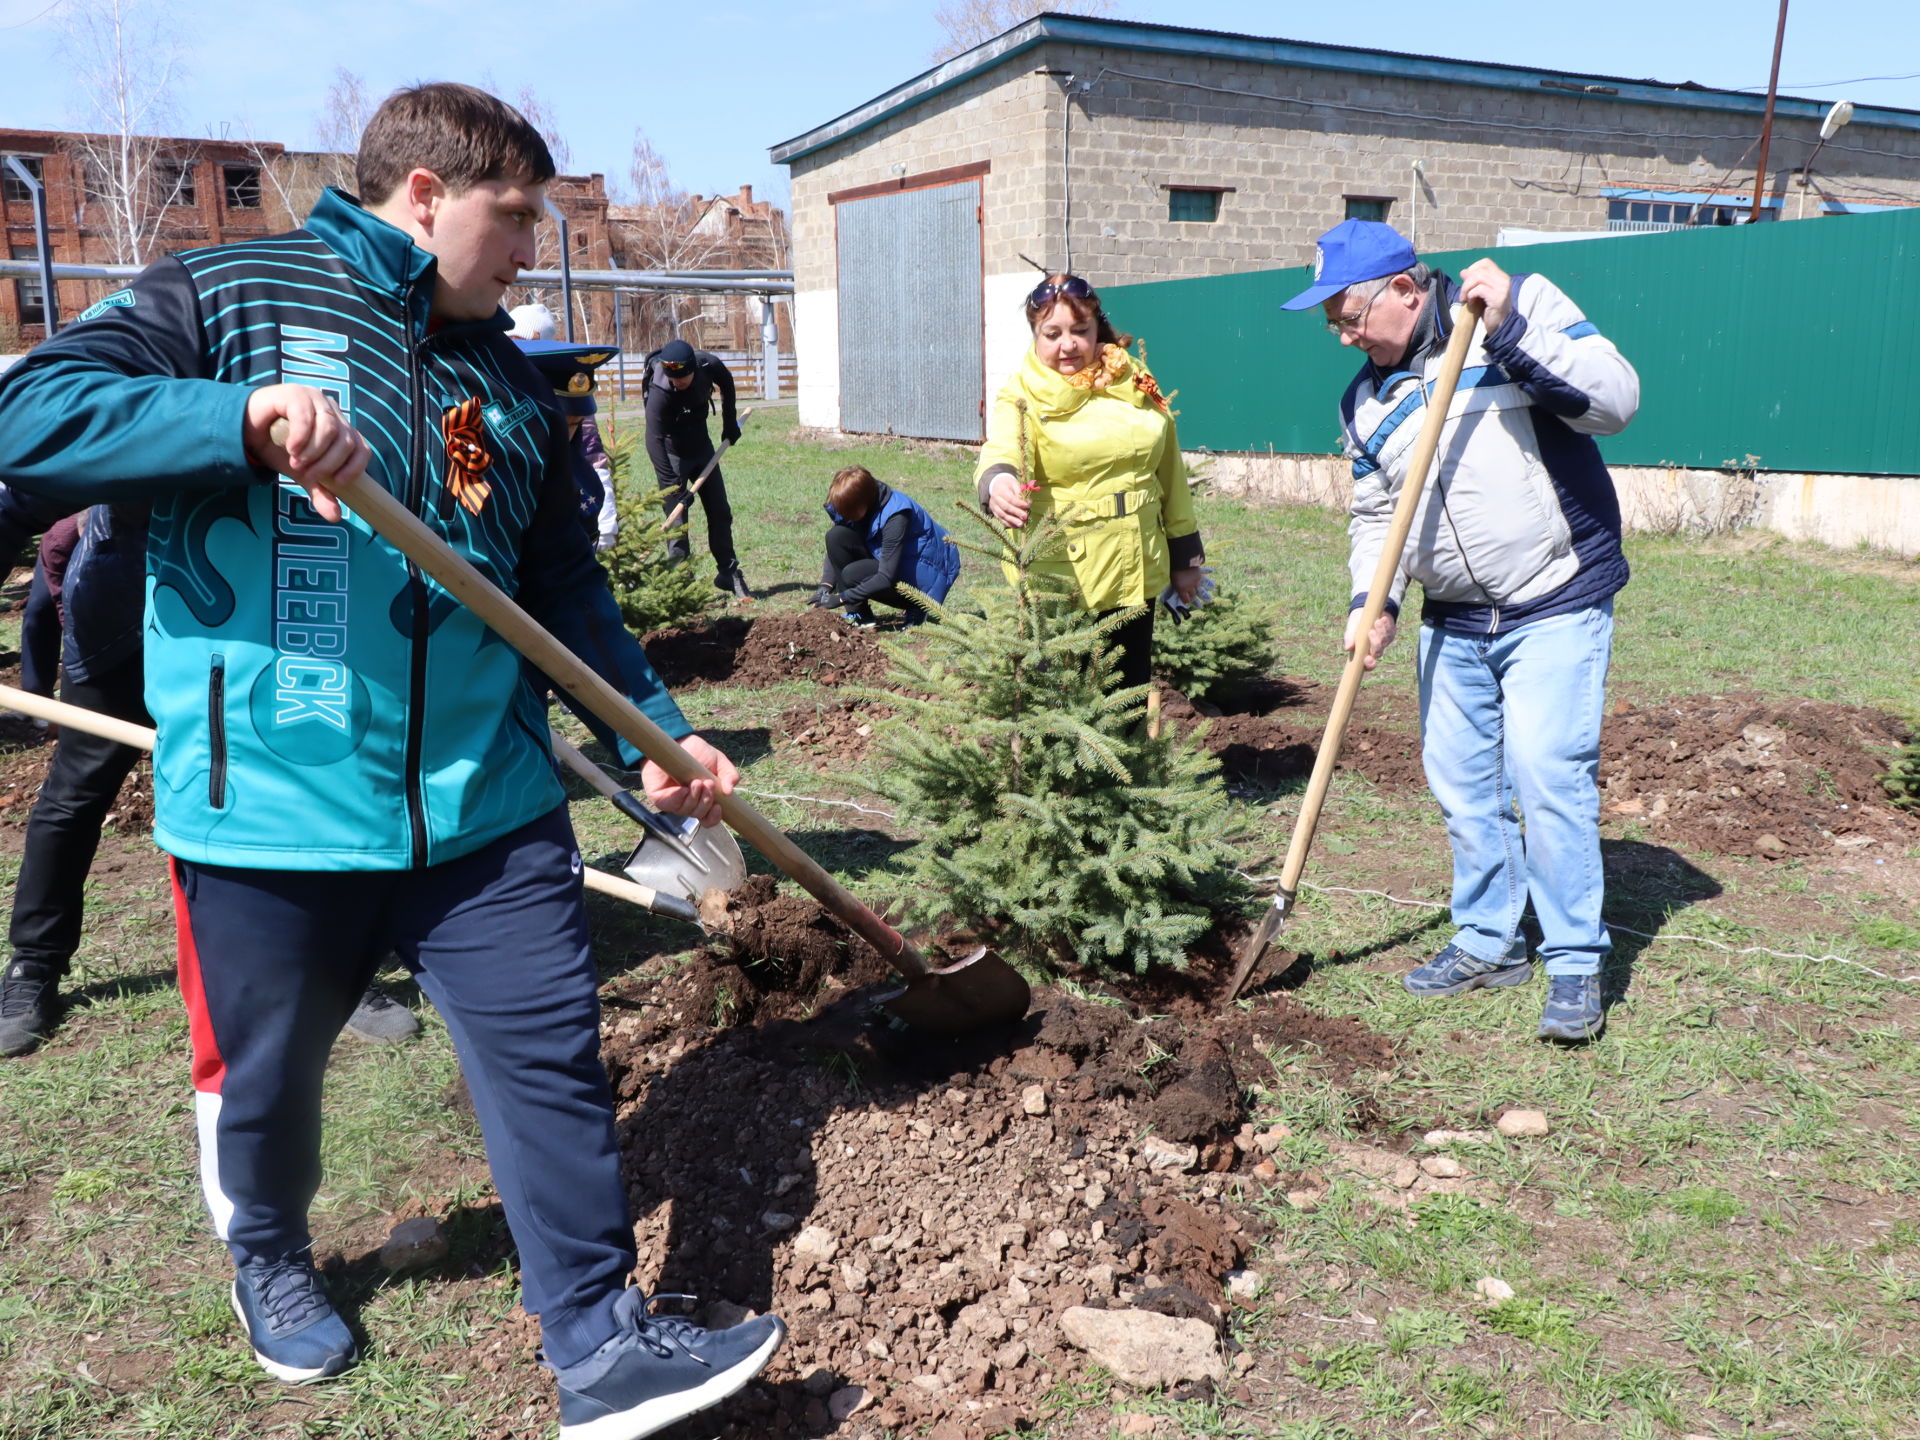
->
[418, 879, 1401, 1440]
[642, 611, 893, 691]
[1600, 695, 1918, 860]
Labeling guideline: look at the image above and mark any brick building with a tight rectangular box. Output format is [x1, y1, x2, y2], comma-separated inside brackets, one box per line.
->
[3, 125, 620, 348]
[1, 129, 299, 346]
[606, 184, 793, 357]
[771, 15, 1920, 440]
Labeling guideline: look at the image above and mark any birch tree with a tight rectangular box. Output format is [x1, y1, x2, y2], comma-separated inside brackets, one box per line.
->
[59, 0, 192, 265]
[930, 0, 1117, 62]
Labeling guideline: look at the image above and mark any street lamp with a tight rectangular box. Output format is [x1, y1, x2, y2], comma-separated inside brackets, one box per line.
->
[1796, 100, 1855, 219]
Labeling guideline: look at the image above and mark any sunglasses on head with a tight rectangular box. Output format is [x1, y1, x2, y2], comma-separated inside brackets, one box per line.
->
[662, 362, 691, 375]
[1027, 274, 1094, 310]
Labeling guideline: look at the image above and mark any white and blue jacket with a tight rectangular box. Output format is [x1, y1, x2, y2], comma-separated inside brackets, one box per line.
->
[1342, 272, 1640, 634]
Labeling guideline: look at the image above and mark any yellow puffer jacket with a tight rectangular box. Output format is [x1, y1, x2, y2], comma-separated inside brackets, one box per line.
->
[976, 345, 1200, 612]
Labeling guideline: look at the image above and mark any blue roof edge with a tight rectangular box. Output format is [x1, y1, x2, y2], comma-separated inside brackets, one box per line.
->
[768, 14, 1920, 167]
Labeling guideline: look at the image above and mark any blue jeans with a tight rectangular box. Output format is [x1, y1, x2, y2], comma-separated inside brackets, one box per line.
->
[1416, 602, 1614, 977]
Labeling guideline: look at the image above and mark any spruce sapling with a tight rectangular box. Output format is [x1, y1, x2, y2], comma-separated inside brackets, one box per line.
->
[597, 425, 713, 632]
[1152, 586, 1279, 702]
[859, 505, 1251, 980]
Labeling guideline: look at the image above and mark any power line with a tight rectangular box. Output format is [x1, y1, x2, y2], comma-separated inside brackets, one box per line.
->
[0, 0, 66, 30]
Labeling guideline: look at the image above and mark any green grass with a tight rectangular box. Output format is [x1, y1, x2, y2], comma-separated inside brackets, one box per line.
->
[4, 418, 1919, 1438]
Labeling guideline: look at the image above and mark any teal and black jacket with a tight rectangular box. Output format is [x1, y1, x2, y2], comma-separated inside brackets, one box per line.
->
[0, 188, 690, 870]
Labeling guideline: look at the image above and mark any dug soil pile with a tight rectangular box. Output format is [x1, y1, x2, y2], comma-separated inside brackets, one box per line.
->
[642, 610, 892, 691]
[1600, 696, 1918, 860]
[533, 878, 1397, 1439]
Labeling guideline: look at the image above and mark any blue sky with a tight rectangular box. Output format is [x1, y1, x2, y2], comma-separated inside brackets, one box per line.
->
[5, 0, 1916, 209]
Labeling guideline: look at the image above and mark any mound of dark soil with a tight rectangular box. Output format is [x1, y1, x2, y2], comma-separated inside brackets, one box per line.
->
[1601, 696, 1918, 859]
[581, 881, 1396, 1437]
[642, 610, 891, 690]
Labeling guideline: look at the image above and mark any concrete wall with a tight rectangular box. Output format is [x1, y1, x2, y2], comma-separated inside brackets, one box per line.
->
[782, 34, 1920, 435]
[1200, 452, 1920, 560]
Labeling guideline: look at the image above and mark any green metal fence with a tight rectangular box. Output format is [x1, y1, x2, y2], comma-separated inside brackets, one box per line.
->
[1105, 207, 1920, 477]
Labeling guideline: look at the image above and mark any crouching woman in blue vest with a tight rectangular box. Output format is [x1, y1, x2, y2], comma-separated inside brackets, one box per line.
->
[811, 465, 960, 626]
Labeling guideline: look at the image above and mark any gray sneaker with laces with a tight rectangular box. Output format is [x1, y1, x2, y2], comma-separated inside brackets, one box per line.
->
[343, 985, 419, 1044]
[1537, 973, 1605, 1041]
[1402, 942, 1533, 998]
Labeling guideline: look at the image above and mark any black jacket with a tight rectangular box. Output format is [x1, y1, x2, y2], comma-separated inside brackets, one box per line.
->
[643, 350, 737, 486]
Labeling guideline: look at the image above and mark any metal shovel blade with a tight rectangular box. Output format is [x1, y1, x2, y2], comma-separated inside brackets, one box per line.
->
[877, 945, 1032, 1032]
[623, 808, 747, 903]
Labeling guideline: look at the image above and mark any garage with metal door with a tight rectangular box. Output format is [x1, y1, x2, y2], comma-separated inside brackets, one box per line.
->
[833, 164, 984, 442]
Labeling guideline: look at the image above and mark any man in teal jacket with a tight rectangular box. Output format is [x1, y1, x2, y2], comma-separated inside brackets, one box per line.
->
[0, 84, 782, 1440]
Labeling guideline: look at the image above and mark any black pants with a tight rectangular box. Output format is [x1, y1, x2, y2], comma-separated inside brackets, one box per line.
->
[9, 658, 151, 973]
[18, 559, 61, 698]
[657, 442, 736, 575]
[824, 522, 916, 614]
[1096, 606, 1156, 694]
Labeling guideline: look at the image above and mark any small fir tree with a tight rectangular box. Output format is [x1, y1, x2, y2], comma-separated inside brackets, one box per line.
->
[1885, 733, 1920, 810]
[597, 425, 713, 633]
[858, 506, 1251, 979]
[1151, 586, 1279, 702]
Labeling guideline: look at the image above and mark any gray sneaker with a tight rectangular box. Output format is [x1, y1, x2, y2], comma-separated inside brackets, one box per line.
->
[1537, 973, 1605, 1041]
[0, 957, 60, 1057]
[1403, 942, 1533, 998]
[344, 986, 419, 1045]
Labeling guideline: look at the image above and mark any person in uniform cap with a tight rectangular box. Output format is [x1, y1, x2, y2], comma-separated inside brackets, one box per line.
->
[516, 339, 620, 551]
[644, 337, 748, 598]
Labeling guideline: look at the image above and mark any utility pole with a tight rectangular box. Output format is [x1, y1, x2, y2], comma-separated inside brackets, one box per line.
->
[1750, 0, 1791, 225]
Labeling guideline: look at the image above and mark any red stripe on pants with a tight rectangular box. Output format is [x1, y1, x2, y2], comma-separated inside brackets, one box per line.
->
[169, 859, 226, 1094]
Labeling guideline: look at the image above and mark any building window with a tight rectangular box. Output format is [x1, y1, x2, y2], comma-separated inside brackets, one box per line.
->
[155, 158, 196, 208]
[223, 164, 262, 211]
[1607, 197, 1754, 231]
[10, 245, 46, 326]
[1166, 187, 1221, 223]
[1345, 196, 1392, 223]
[2, 155, 45, 205]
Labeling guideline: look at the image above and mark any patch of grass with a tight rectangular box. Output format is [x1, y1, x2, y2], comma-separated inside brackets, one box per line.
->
[1291, 1340, 1381, 1391]
[1381, 1305, 1467, 1355]
[1483, 1295, 1580, 1347]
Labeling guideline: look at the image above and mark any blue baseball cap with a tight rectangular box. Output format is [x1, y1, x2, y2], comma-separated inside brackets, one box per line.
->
[1280, 220, 1419, 311]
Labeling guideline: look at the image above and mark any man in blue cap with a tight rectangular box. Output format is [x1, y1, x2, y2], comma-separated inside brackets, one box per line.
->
[1283, 219, 1640, 1042]
[644, 338, 747, 598]
[515, 339, 621, 551]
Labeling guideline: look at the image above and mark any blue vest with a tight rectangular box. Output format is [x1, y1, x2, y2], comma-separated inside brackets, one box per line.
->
[833, 484, 960, 602]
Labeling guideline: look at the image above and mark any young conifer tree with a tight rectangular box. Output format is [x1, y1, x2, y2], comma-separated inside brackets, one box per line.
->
[861, 506, 1250, 978]
[1152, 587, 1280, 702]
[597, 425, 713, 632]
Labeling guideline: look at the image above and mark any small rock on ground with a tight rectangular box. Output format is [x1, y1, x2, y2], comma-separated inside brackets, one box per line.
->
[1475, 1276, 1516, 1304]
[1496, 1109, 1551, 1138]
[378, 1216, 448, 1272]
[1059, 1306, 1227, 1388]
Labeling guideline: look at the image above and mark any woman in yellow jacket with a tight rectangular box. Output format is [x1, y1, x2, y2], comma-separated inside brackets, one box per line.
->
[975, 273, 1206, 690]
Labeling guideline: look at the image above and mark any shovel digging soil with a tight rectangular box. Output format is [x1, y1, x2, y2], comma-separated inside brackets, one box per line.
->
[273, 420, 1031, 1033]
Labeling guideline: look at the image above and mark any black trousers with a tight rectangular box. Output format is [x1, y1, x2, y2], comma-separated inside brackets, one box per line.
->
[657, 442, 736, 574]
[1096, 606, 1156, 694]
[9, 658, 151, 973]
[824, 522, 915, 613]
[18, 559, 61, 698]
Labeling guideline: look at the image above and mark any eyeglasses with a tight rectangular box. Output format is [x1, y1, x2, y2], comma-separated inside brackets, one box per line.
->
[1325, 283, 1386, 336]
[1027, 274, 1094, 310]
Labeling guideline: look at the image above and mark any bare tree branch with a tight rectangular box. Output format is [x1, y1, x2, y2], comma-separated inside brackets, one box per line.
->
[58, 0, 190, 264]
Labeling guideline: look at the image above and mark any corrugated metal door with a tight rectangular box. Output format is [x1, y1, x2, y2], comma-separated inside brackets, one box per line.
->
[836, 180, 982, 440]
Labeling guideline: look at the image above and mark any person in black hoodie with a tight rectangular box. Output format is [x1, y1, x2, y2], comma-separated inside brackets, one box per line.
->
[643, 338, 748, 597]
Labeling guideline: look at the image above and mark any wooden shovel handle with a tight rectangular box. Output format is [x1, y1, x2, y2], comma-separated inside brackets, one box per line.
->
[662, 406, 752, 530]
[1276, 299, 1485, 896]
[269, 428, 931, 980]
[0, 683, 668, 914]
